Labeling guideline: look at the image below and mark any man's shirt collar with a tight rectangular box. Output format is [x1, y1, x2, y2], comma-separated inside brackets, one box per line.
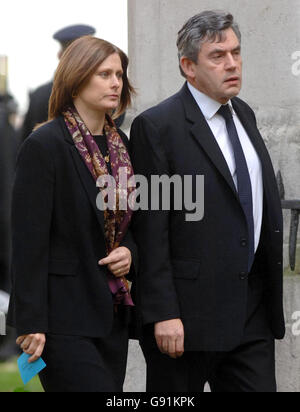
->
[187, 82, 234, 120]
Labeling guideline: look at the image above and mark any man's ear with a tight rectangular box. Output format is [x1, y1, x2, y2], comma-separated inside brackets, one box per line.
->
[180, 57, 196, 80]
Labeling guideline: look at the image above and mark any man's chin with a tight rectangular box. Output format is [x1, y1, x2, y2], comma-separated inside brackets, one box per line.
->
[224, 86, 241, 100]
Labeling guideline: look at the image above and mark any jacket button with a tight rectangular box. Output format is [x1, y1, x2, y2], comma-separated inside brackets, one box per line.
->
[239, 272, 248, 280]
[241, 238, 247, 247]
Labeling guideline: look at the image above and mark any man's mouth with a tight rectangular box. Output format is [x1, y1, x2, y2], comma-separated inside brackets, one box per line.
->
[224, 76, 240, 83]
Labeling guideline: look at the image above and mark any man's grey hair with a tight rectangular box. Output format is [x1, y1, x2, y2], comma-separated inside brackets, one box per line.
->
[177, 10, 241, 78]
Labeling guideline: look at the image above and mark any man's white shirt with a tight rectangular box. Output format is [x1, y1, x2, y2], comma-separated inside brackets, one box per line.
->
[187, 82, 263, 252]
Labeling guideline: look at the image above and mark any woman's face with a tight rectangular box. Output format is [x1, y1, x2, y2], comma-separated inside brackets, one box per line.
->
[75, 52, 123, 113]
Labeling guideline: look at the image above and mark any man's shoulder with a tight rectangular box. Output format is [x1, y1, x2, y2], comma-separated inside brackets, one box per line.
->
[232, 96, 256, 118]
[135, 87, 185, 127]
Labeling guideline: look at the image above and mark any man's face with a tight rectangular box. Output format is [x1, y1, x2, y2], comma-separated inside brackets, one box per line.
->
[183, 28, 242, 104]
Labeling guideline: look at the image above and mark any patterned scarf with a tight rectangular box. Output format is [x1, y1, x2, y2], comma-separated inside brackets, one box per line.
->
[63, 106, 135, 306]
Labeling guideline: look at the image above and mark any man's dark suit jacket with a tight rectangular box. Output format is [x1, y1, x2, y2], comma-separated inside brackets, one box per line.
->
[20, 82, 126, 143]
[7, 116, 137, 338]
[129, 82, 285, 352]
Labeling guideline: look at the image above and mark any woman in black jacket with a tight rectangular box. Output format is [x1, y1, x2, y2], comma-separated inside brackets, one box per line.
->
[7, 36, 137, 392]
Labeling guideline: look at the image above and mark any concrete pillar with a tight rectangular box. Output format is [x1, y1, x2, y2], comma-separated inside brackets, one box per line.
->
[276, 275, 300, 392]
[126, 0, 300, 392]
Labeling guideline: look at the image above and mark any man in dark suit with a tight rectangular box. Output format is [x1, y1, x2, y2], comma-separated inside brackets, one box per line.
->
[19, 25, 126, 144]
[20, 25, 96, 144]
[0, 94, 17, 293]
[0, 93, 18, 361]
[130, 10, 285, 392]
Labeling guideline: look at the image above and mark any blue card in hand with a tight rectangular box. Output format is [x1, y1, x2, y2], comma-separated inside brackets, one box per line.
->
[17, 353, 46, 385]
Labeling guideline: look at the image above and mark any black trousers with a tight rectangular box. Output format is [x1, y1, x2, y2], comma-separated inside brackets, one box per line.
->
[39, 310, 129, 392]
[140, 266, 277, 393]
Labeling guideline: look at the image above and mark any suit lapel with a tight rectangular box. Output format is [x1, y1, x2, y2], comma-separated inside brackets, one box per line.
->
[179, 84, 282, 232]
[179, 83, 239, 200]
[180, 84, 279, 208]
[232, 99, 283, 226]
[59, 117, 105, 232]
[231, 99, 276, 197]
[70, 146, 105, 232]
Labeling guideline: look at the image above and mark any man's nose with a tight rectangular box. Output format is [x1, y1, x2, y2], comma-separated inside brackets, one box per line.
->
[224, 53, 238, 70]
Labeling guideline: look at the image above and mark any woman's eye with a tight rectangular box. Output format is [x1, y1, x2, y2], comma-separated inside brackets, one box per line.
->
[99, 72, 109, 78]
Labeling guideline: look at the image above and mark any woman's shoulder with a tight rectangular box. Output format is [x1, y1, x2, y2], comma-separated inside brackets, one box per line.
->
[23, 117, 66, 151]
[29, 117, 63, 140]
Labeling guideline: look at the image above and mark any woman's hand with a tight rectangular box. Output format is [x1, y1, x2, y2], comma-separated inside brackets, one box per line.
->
[99, 247, 132, 277]
[16, 334, 46, 363]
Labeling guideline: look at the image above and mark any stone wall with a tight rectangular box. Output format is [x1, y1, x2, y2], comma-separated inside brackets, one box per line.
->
[125, 0, 300, 392]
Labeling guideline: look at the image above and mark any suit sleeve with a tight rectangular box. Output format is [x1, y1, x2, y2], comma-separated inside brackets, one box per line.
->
[129, 115, 181, 325]
[116, 128, 138, 281]
[9, 136, 54, 336]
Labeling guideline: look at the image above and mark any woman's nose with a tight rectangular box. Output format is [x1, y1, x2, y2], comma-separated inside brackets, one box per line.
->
[111, 75, 121, 88]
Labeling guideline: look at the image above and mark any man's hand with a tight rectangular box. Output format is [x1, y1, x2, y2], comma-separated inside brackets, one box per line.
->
[16, 334, 46, 363]
[99, 247, 132, 277]
[154, 319, 184, 359]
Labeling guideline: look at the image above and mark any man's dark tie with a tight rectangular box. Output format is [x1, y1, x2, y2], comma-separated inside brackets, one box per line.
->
[218, 104, 255, 272]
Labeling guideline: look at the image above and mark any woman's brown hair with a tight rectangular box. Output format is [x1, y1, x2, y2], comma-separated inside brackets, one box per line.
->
[48, 36, 134, 120]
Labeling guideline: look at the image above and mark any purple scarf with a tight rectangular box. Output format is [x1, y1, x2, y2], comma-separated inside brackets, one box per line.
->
[63, 106, 135, 306]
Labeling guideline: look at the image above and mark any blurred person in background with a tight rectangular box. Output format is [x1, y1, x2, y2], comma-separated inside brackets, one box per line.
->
[19, 24, 126, 144]
[0, 93, 17, 293]
[0, 62, 18, 360]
